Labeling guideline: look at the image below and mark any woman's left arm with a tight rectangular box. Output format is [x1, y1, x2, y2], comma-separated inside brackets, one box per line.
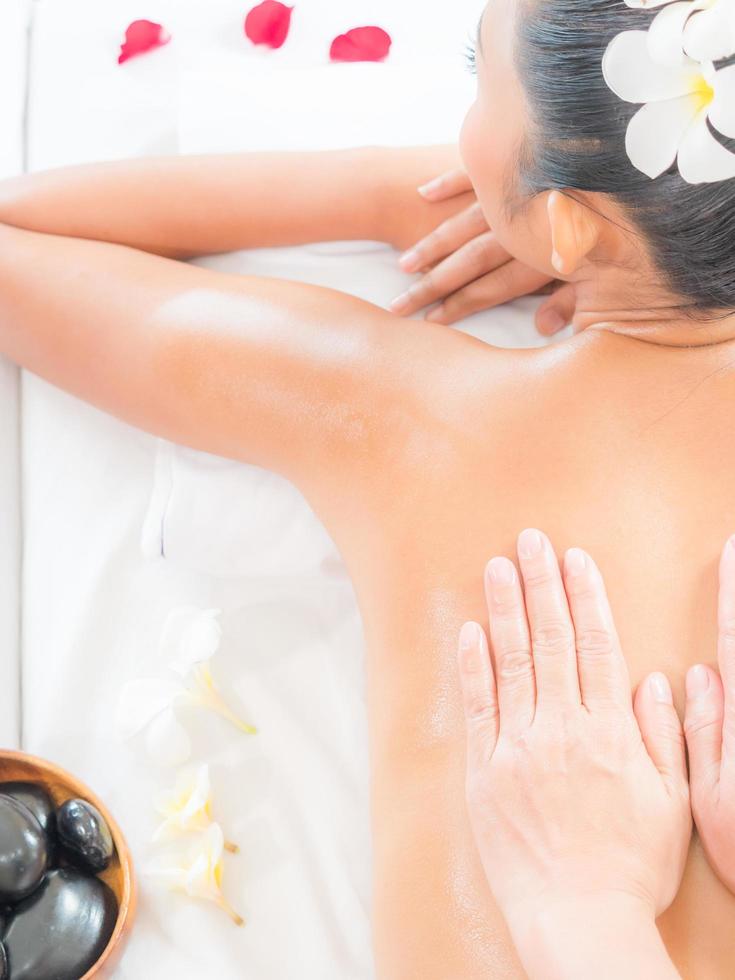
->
[0, 220, 475, 505]
[0, 146, 467, 259]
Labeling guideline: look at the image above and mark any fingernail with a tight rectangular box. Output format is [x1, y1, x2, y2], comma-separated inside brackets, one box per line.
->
[729, 534, 735, 552]
[649, 672, 673, 705]
[518, 528, 544, 559]
[390, 293, 410, 312]
[487, 557, 516, 586]
[426, 306, 445, 323]
[686, 664, 710, 698]
[418, 177, 442, 197]
[565, 548, 587, 577]
[540, 309, 566, 334]
[459, 621, 480, 651]
[399, 249, 420, 271]
[551, 249, 564, 273]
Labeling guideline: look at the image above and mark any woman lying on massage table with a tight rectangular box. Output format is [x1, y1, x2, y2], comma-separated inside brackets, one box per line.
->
[0, 0, 734, 975]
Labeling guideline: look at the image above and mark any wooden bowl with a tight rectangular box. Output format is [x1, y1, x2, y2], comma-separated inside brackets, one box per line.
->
[0, 749, 137, 979]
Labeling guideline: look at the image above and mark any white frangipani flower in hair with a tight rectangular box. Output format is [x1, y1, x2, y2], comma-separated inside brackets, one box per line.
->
[146, 822, 244, 926]
[116, 606, 256, 766]
[632, 0, 735, 67]
[602, 29, 735, 182]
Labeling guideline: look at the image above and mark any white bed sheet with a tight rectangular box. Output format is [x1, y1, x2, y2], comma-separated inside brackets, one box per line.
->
[22, 2, 566, 978]
[0, 0, 30, 751]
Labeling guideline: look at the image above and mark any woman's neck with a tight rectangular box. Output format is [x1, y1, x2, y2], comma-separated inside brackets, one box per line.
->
[570, 282, 735, 350]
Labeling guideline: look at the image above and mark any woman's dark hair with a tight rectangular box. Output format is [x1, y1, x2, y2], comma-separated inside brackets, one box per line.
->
[513, 0, 735, 319]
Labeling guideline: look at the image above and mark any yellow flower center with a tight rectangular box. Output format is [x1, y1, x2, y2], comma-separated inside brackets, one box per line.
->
[692, 73, 715, 111]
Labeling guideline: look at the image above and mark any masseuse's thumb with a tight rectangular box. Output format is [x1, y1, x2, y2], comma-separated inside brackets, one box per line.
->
[634, 672, 689, 797]
[684, 664, 723, 805]
[535, 282, 576, 336]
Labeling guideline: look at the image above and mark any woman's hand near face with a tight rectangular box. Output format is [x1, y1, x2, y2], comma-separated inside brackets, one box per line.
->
[684, 535, 735, 894]
[390, 167, 577, 335]
[457, 529, 690, 980]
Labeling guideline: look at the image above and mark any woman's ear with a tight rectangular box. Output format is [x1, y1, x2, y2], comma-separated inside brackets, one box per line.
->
[546, 190, 601, 276]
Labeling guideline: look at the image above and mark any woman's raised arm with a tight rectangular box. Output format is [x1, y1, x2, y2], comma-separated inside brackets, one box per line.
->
[0, 146, 466, 259]
[0, 221, 472, 502]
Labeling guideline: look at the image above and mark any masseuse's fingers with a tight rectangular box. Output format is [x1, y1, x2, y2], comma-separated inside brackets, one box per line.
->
[516, 529, 581, 711]
[683, 537, 735, 799]
[634, 673, 688, 795]
[562, 548, 631, 710]
[458, 621, 499, 769]
[484, 556, 536, 736]
[395, 202, 490, 279]
[684, 663, 723, 803]
[717, 536, 735, 760]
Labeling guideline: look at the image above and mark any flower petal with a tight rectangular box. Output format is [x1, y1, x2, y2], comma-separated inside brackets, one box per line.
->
[684, 0, 735, 62]
[118, 20, 171, 65]
[625, 0, 678, 7]
[710, 63, 735, 138]
[329, 27, 392, 63]
[159, 605, 222, 676]
[603, 29, 703, 103]
[115, 678, 177, 739]
[144, 706, 192, 766]
[244, 1, 294, 49]
[648, 1, 698, 66]
[626, 91, 702, 177]
[677, 106, 735, 182]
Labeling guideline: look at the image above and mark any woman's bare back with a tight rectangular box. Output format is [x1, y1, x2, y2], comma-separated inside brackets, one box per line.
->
[319, 326, 735, 979]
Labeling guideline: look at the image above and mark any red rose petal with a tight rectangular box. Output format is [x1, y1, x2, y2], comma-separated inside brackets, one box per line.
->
[118, 20, 171, 65]
[329, 26, 392, 63]
[245, 1, 294, 49]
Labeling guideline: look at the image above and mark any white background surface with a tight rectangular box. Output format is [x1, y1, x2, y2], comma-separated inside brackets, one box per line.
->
[3, 1, 563, 977]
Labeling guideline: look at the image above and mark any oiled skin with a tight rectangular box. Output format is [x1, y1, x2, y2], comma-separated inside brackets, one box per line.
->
[0, 149, 733, 978]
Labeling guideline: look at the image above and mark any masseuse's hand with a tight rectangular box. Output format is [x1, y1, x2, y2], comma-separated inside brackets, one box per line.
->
[390, 167, 577, 334]
[457, 529, 690, 980]
[684, 534, 735, 894]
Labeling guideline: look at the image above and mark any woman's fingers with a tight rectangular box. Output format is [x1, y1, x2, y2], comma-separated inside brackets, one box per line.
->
[457, 621, 500, 770]
[392, 231, 507, 315]
[634, 672, 688, 796]
[397, 202, 489, 276]
[425, 261, 552, 326]
[516, 529, 581, 711]
[417, 167, 474, 202]
[684, 664, 723, 803]
[562, 548, 632, 710]
[535, 282, 577, 336]
[484, 556, 536, 737]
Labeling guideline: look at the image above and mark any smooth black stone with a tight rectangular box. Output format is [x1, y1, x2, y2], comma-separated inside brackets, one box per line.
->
[4, 868, 118, 980]
[0, 941, 7, 979]
[0, 784, 56, 845]
[57, 799, 113, 873]
[0, 796, 48, 903]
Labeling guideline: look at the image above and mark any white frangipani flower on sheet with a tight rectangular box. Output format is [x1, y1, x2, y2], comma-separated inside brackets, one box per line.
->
[116, 606, 256, 766]
[146, 822, 244, 926]
[152, 764, 239, 852]
[602, 29, 735, 182]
